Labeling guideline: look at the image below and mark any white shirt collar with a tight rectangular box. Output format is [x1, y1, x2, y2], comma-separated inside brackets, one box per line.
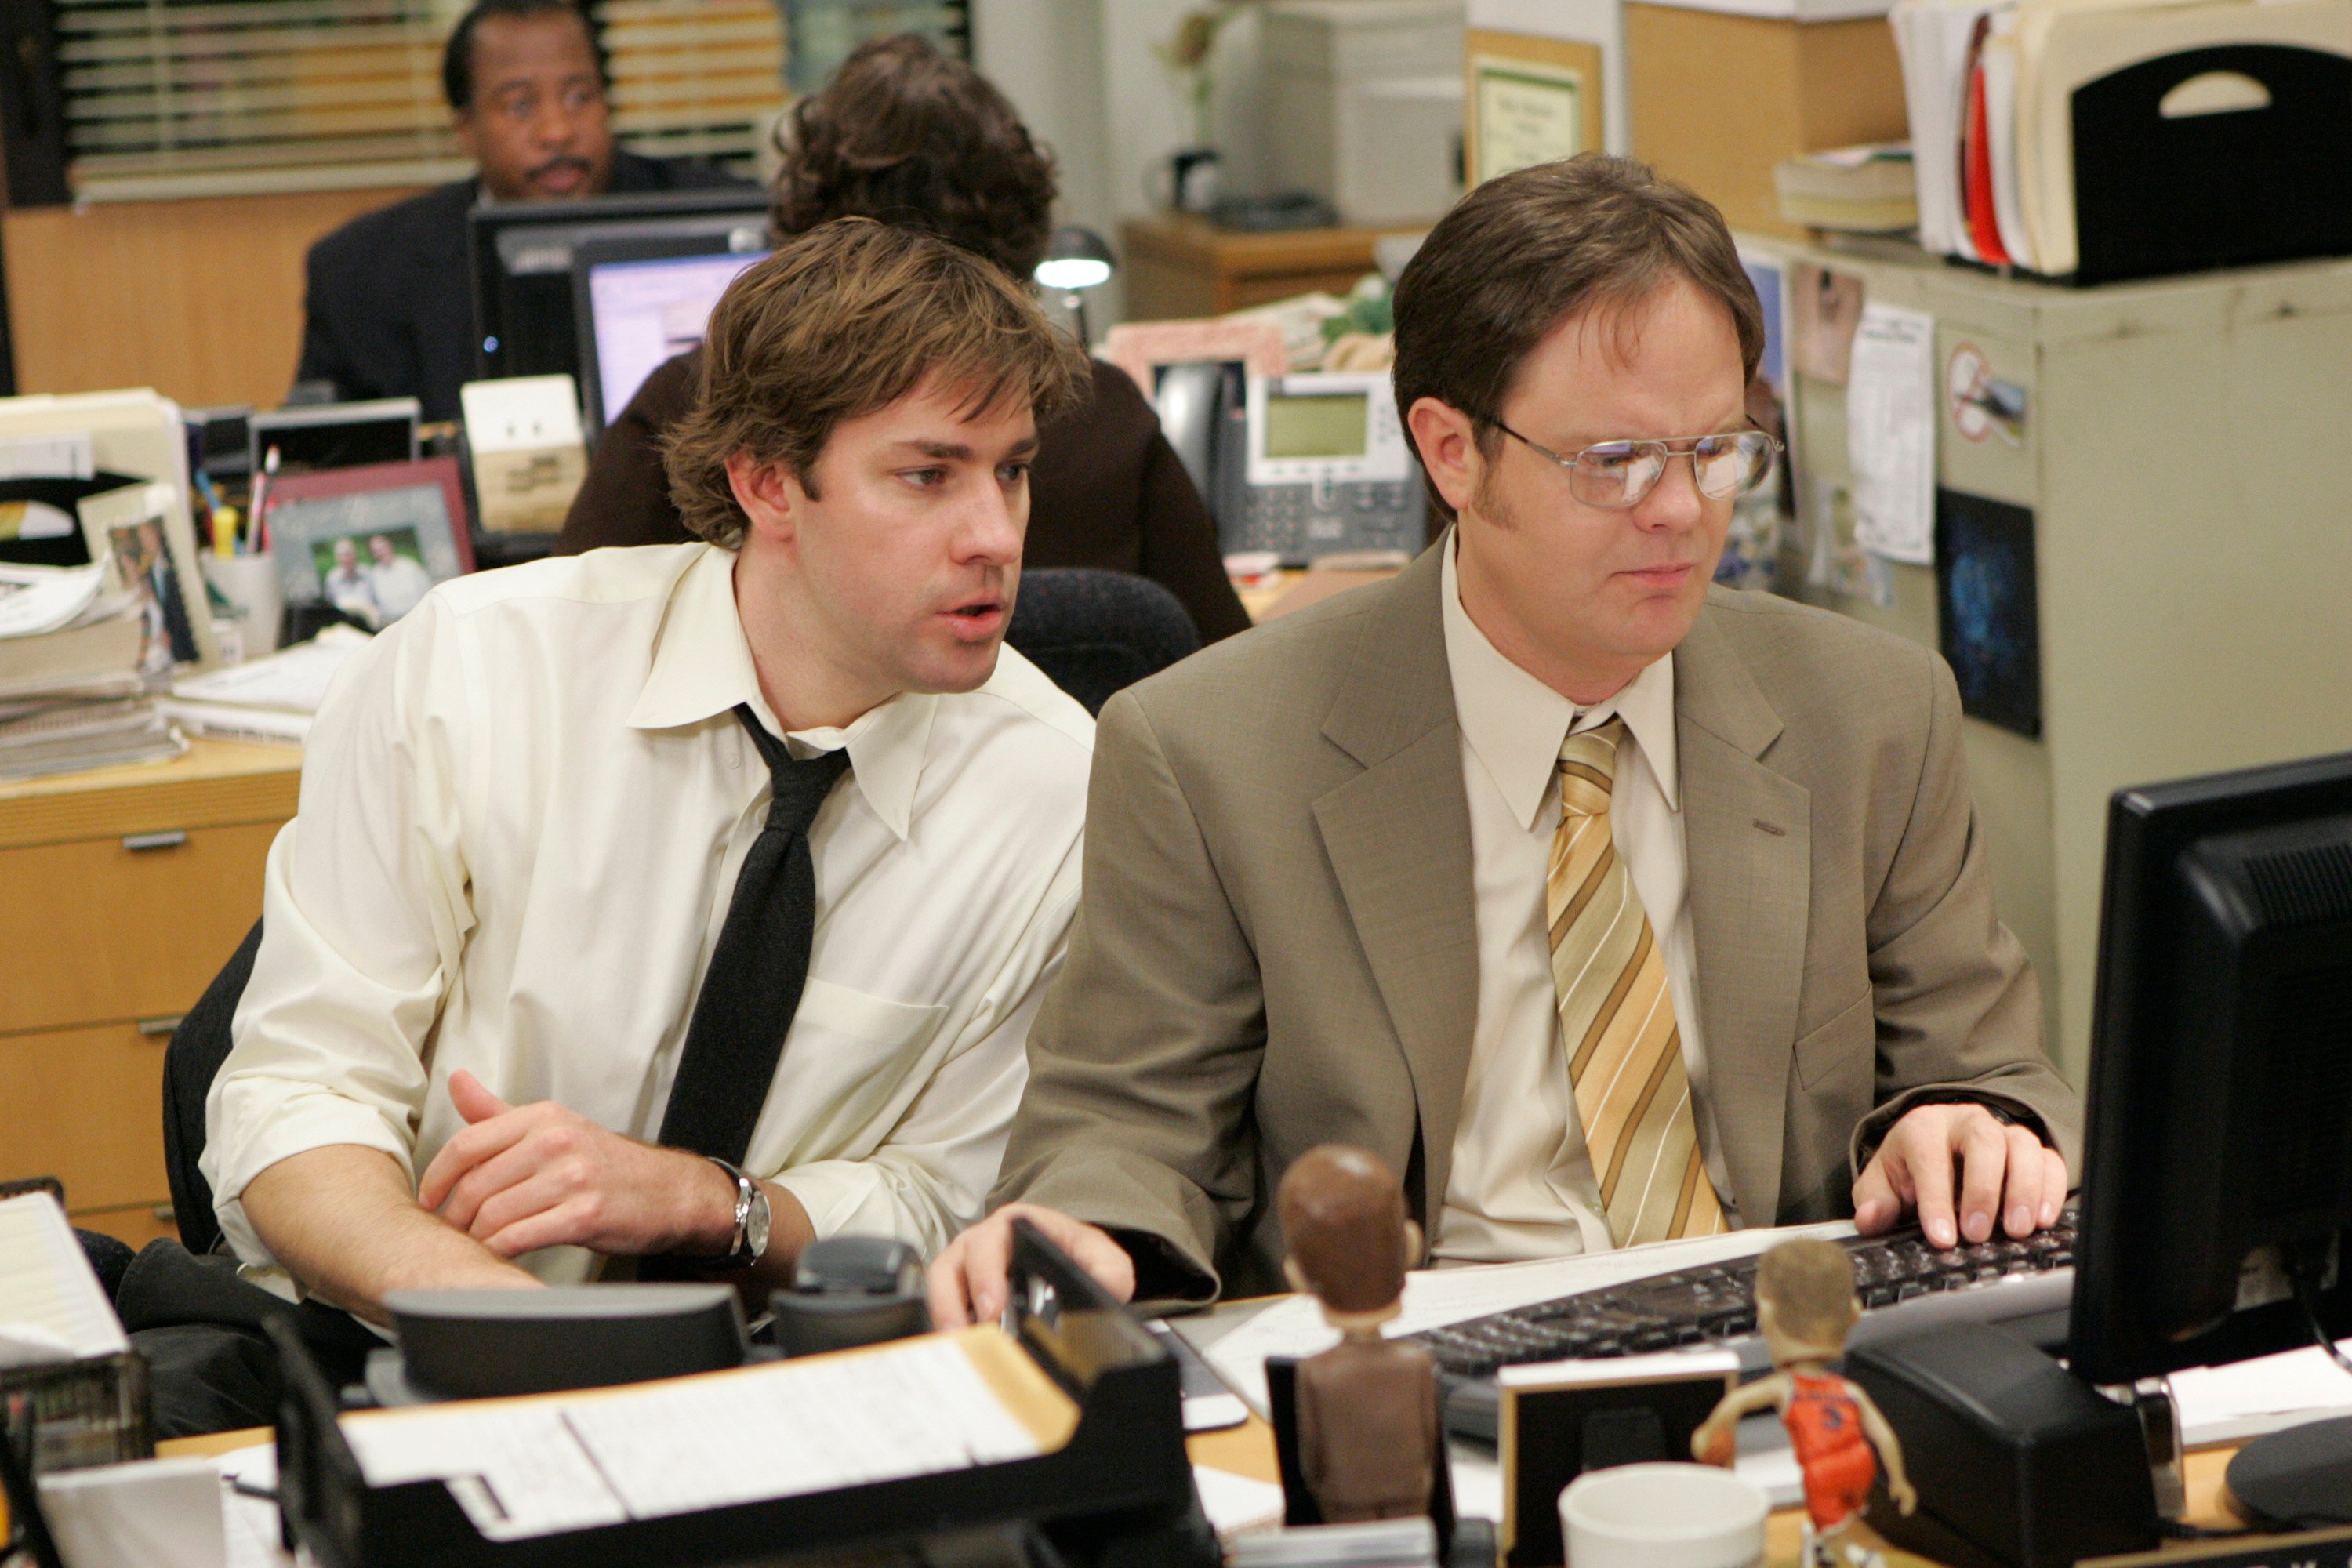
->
[625, 543, 937, 841]
[1439, 533, 1680, 832]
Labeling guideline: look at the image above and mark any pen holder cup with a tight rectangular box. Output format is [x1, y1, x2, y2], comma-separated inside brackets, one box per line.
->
[201, 554, 283, 659]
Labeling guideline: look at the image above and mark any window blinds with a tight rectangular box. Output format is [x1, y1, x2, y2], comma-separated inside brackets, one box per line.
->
[50, 0, 791, 204]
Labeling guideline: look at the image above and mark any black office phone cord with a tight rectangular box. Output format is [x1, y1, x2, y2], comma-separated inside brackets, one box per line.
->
[2293, 1253, 2352, 1382]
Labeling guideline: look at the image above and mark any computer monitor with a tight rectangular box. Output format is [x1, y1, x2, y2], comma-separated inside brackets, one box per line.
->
[468, 188, 768, 387]
[2068, 748, 2352, 1388]
[571, 234, 768, 437]
[247, 397, 419, 477]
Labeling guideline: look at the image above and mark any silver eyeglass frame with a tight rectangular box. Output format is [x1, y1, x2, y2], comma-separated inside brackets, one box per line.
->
[1485, 418, 1784, 510]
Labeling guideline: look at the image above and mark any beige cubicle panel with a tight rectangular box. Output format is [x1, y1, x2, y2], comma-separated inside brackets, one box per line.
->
[1754, 238, 2352, 1087]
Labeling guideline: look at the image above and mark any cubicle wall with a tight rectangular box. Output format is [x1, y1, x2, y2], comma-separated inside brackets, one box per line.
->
[1759, 238, 2352, 1086]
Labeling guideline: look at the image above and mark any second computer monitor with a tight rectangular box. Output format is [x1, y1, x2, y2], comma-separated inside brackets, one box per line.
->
[572, 236, 769, 437]
[2068, 748, 2352, 1385]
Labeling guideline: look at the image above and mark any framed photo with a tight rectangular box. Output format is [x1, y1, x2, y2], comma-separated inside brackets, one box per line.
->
[77, 478, 222, 672]
[263, 457, 474, 630]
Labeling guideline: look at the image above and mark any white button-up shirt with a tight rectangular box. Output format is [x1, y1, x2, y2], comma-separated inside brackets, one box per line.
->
[205, 543, 1094, 1286]
[1432, 537, 1735, 1264]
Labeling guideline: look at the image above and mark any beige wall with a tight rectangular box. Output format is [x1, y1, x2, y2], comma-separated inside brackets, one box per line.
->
[3, 187, 424, 412]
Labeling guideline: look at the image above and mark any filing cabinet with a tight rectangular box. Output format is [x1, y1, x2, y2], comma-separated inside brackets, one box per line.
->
[0, 742, 300, 1247]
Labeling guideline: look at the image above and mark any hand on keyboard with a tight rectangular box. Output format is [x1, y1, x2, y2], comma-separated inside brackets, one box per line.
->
[1853, 1102, 2069, 1249]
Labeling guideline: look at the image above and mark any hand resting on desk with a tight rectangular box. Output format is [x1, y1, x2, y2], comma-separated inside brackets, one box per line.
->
[933, 1106, 2071, 1325]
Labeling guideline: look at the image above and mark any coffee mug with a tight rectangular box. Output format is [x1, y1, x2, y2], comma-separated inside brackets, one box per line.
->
[201, 552, 284, 659]
[1560, 1463, 1768, 1568]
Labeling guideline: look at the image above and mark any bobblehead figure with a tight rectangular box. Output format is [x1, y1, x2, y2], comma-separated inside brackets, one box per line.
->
[1691, 1238, 1918, 1566]
[1278, 1145, 1442, 1523]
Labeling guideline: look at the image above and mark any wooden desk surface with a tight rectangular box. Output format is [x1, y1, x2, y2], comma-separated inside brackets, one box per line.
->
[0, 737, 300, 850]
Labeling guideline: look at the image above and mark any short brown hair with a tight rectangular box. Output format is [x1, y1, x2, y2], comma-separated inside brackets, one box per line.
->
[1278, 1145, 1413, 1315]
[662, 218, 1088, 547]
[771, 35, 1058, 282]
[1755, 1238, 1860, 1347]
[1392, 154, 1766, 523]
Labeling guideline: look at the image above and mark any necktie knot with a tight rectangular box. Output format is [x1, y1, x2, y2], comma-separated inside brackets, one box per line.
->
[735, 705, 853, 835]
[1556, 717, 1627, 820]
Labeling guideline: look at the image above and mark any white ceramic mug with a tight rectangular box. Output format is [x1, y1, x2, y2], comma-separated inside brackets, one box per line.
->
[1560, 1463, 1769, 1568]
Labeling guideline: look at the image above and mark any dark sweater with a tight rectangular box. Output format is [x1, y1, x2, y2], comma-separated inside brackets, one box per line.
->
[554, 348, 1251, 644]
[294, 152, 751, 423]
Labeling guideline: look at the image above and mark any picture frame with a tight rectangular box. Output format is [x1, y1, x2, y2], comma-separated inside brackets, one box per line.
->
[262, 457, 474, 630]
[76, 477, 222, 673]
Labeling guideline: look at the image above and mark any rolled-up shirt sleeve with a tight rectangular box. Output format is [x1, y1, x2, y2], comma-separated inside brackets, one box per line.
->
[203, 603, 475, 1266]
[768, 835, 1080, 1257]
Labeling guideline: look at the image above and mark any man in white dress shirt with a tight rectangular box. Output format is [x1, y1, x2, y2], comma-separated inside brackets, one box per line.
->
[933, 156, 2079, 1323]
[361, 532, 434, 621]
[183, 220, 1092, 1427]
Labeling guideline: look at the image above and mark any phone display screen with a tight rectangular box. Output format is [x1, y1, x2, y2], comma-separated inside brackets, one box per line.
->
[1263, 393, 1370, 460]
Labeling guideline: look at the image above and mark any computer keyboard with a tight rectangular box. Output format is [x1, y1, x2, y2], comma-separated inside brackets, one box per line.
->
[1412, 1210, 2078, 1388]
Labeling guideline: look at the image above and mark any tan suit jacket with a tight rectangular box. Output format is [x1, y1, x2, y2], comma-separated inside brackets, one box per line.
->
[994, 543, 2082, 1302]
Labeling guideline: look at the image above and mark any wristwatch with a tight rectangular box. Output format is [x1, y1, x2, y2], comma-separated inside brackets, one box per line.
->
[704, 1156, 771, 1270]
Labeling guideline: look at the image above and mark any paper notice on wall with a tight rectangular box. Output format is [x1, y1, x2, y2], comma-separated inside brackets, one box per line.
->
[1846, 303, 1937, 565]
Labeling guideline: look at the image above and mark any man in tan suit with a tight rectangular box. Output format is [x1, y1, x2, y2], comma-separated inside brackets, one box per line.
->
[931, 156, 2080, 1319]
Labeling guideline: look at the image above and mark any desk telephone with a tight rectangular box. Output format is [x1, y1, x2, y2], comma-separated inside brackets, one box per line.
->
[1156, 361, 1425, 564]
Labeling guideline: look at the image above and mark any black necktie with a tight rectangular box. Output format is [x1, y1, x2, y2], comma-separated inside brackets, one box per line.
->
[657, 703, 852, 1163]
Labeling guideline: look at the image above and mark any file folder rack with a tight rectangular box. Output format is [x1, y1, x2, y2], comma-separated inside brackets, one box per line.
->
[268, 1223, 1215, 1568]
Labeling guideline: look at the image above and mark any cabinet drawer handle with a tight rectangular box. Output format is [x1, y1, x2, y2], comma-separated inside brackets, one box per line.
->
[122, 830, 188, 852]
[136, 1014, 185, 1037]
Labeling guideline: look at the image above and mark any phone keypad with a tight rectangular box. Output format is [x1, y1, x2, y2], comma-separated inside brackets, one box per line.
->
[1228, 481, 1423, 563]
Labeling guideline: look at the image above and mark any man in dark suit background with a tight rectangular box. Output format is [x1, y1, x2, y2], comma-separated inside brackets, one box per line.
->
[292, 0, 748, 421]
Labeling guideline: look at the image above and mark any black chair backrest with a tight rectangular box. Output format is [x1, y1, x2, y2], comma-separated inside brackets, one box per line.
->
[164, 920, 263, 1258]
[1005, 569, 1201, 716]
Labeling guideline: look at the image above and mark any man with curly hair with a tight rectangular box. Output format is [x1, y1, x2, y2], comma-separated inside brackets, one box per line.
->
[556, 35, 1250, 644]
[173, 222, 1094, 1435]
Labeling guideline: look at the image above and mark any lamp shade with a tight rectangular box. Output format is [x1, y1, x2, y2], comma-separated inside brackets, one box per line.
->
[1035, 227, 1116, 292]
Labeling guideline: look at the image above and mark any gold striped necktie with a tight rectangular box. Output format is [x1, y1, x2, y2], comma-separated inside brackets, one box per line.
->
[1548, 717, 1726, 1247]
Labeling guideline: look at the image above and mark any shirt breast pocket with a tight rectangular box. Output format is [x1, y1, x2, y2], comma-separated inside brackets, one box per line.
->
[762, 978, 949, 1163]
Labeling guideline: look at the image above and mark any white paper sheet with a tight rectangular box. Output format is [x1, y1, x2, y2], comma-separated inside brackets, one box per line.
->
[559, 1335, 1042, 1521]
[0, 1191, 130, 1363]
[0, 558, 109, 640]
[341, 1403, 630, 1541]
[215, 1445, 292, 1568]
[1202, 1222, 1853, 1411]
[171, 626, 368, 713]
[0, 432, 93, 481]
[1846, 302, 1938, 566]
[1193, 1465, 1288, 1537]
[2169, 1341, 2352, 1447]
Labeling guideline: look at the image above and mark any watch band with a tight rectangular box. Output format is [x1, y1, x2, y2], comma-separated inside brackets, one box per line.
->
[704, 1155, 760, 1270]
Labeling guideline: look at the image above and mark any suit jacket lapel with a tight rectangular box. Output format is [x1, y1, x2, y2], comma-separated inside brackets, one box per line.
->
[1310, 546, 1480, 1239]
[1676, 605, 1811, 1227]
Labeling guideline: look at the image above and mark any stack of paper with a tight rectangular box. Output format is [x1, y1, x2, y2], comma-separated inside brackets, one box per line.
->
[1892, 0, 2352, 276]
[0, 1191, 131, 1369]
[162, 625, 369, 746]
[0, 557, 180, 779]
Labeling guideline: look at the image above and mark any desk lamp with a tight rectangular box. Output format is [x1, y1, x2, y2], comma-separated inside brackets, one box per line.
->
[1036, 227, 1116, 346]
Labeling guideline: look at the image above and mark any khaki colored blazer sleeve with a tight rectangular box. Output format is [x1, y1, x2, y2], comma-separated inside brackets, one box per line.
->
[1849, 653, 2083, 1180]
[990, 689, 1267, 1305]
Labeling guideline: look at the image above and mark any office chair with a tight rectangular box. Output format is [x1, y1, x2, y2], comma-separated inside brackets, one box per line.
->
[1005, 569, 1200, 716]
[162, 920, 263, 1259]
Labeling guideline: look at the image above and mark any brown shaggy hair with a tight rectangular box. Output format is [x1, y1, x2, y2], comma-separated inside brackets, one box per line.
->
[662, 218, 1088, 548]
[1392, 154, 1766, 524]
[770, 34, 1058, 282]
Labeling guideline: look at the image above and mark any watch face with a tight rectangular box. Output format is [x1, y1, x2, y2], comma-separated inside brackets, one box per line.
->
[744, 1185, 772, 1261]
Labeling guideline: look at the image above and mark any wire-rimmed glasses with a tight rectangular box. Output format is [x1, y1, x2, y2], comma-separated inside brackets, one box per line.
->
[1487, 419, 1783, 510]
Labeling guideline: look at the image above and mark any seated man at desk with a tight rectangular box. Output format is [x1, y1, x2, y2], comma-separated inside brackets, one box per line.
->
[931, 155, 2082, 1322]
[187, 220, 1094, 1431]
[293, 0, 746, 422]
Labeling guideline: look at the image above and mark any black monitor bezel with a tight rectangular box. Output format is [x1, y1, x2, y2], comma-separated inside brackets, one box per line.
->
[2070, 749, 2352, 1385]
[466, 188, 768, 387]
[569, 232, 769, 440]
